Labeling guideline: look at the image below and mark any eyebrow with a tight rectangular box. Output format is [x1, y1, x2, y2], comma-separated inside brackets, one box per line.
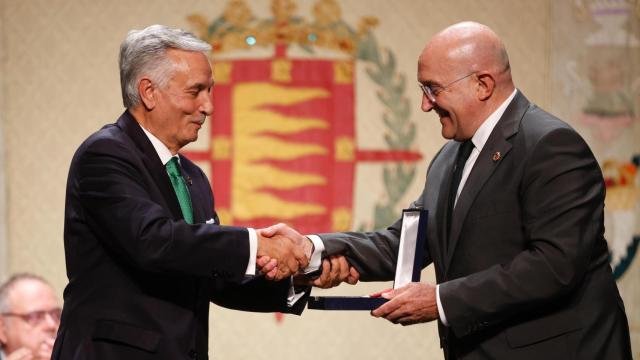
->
[419, 79, 441, 87]
[187, 84, 206, 91]
[186, 80, 214, 92]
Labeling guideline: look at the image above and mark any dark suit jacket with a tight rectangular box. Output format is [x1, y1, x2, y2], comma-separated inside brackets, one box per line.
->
[321, 91, 632, 359]
[53, 111, 306, 360]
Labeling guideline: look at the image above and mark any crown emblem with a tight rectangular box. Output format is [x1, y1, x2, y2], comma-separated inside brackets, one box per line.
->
[188, 0, 379, 56]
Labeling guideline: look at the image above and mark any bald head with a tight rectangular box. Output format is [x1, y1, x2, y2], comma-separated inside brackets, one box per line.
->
[420, 21, 512, 89]
[417, 22, 515, 141]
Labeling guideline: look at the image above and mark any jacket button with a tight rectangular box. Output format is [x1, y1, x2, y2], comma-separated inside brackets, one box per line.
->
[188, 349, 198, 359]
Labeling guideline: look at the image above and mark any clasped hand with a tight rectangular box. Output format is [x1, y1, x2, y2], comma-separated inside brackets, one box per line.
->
[255, 223, 311, 281]
[256, 223, 359, 287]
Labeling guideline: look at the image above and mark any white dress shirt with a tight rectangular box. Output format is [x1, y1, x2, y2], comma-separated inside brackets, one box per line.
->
[139, 125, 260, 276]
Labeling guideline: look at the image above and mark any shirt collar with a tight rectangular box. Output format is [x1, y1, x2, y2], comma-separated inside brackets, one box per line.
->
[138, 124, 177, 166]
[471, 88, 518, 151]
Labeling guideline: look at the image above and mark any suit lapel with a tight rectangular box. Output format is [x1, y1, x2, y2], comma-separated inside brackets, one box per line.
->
[116, 111, 183, 220]
[444, 91, 531, 272]
[423, 142, 457, 277]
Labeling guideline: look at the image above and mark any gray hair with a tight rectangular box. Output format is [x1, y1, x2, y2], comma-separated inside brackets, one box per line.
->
[119, 24, 212, 109]
[0, 273, 51, 313]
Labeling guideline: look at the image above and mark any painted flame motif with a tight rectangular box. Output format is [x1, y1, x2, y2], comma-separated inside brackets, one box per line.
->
[232, 82, 331, 221]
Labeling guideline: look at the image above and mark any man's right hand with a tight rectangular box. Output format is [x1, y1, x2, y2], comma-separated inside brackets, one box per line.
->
[256, 231, 309, 281]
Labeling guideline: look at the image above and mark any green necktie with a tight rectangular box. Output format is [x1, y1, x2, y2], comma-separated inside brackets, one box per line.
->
[165, 157, 194, 224]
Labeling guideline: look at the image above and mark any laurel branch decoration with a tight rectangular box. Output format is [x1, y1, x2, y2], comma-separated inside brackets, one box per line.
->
[188, 0, 419, 230]
[356, 30, 417, 229]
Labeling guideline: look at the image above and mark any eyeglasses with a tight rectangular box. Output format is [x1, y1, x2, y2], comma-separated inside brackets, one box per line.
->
[419, 72, 476, 103]
[1, 308, 62, 326]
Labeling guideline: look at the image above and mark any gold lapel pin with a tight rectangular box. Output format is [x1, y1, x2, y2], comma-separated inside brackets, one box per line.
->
[492, 151, 501, 162]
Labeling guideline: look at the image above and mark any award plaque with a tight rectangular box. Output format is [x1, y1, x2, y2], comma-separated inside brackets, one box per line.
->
[308, 208, 428, 310]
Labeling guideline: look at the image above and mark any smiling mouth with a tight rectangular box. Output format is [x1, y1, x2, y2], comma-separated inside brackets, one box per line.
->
[434, 106, 450, 119]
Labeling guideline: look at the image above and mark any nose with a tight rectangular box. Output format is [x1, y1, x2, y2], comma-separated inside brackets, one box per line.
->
[421, 93, 435, 112]
[42, 312, 59, 330]
[200, 91, 214, 116]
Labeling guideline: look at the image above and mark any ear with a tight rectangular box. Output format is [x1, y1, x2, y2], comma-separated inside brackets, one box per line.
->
[138, 78, 156, 111]
[475, 72, 495, 101]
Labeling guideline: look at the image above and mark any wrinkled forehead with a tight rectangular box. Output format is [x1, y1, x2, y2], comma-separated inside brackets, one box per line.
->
[417, 39, 472, 83]
[417, 47, 450, 83]
[166, 49, 212, 72]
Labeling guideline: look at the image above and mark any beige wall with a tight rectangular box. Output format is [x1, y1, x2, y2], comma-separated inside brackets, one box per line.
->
[1, 0, 637, 359]
[0, 0, 6, 280]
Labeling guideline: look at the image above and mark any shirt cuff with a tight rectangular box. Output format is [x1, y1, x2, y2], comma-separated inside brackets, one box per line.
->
[245, 228, 257, 276]
[436, 284, 449, 326]
[287, 277, 306, 307]
[304, 235, 325, 274]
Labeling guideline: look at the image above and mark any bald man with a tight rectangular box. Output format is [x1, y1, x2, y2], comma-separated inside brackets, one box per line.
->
[272, 21, 632, 359]
[0, 274, 60, 360]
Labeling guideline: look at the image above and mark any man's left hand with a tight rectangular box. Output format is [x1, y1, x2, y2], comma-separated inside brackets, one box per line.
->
[371, 282, 438, 326]
[294, 255, 360, 288]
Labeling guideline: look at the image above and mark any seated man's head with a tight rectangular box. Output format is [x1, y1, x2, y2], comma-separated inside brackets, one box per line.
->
[0, 274, 60, 360]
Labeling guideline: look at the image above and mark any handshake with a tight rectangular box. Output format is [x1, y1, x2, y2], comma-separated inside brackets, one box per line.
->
[255, 223, 359, 288]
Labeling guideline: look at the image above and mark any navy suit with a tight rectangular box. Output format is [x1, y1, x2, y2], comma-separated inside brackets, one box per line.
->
[53, 111, 305, 359]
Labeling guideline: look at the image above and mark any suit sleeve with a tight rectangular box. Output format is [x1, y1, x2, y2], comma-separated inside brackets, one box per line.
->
[439, 127, 606, 337]
[73, 136, 250, 282]
[319, 222, 401, 281]
[317, 148, 444, 281]
[209, 277, 308, 315]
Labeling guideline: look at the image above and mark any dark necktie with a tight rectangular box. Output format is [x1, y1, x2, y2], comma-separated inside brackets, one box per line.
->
[447, 140, 474, 236]
[166, 157, 194, 224]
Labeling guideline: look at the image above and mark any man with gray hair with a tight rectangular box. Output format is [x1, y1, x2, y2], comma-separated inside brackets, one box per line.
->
[53, 24, 323, 359]
[0, 273, 60, 360]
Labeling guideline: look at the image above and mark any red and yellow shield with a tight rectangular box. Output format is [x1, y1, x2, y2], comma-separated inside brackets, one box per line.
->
[185, 49, 356, 233]
[185, 0, 422, 235]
